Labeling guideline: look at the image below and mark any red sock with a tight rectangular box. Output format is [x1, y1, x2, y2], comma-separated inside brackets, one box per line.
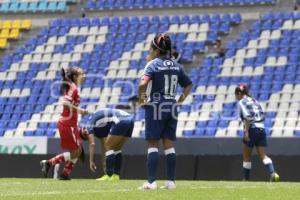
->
[48, 154, 65, 166]
[61, 161, 75, 177]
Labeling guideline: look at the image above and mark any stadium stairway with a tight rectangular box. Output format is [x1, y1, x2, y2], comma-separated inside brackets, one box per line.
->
[185, 19, 256, 71]
[0, 27, 41, 62]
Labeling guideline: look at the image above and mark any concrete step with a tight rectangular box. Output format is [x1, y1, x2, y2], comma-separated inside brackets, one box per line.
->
[0, 27, 42, 64]
[184, 19, 255, 72]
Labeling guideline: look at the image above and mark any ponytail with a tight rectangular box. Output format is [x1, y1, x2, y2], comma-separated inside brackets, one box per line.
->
[235, 83, 252, 98]
[151, 33, 172, 58]
[60, 68, 70, 94]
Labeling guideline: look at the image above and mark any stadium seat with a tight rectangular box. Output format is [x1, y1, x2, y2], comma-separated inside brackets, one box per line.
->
[85, 0, 276, 10]
[0, 0, 69, 13]
[0, 38, 8, 49]
[21, 19, 32, 30]
[0, 11, 299, 138]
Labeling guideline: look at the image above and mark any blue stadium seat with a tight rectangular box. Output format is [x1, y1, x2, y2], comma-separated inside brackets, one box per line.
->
[28, 2, 38, 12]
[183, 130, 194, 137]
[38, 1, 48, 12]
[1, 12, 299, 139]
[0, 3, 10, 13]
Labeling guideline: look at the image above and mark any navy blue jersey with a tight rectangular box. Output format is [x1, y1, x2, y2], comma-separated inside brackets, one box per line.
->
[86, 108, 134, 138]
[238, 96, 265, 129]
[142, 58, 192, 103]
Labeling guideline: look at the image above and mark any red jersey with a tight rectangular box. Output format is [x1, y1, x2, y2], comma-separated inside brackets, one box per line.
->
[59, 82, 80, 126]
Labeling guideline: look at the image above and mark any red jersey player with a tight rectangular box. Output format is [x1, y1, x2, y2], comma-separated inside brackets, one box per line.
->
[40, 67, 88, 180]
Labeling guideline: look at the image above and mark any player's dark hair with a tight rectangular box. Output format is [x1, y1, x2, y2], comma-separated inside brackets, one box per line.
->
[151, 33, 172, 57]
[235, 83, 251, 97]
[60, 67, 81, 94]
[115, 104, 131, 110]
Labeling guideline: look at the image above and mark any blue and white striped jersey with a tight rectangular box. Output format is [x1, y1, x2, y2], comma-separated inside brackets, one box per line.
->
[238, 96, 265, 128]
[86, 108, 133, 138]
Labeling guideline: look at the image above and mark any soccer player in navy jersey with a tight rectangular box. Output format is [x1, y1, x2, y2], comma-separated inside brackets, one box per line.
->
[235, 84, 279, 182]
[80, 106, 134, 181]
[138, 33, 193, 189]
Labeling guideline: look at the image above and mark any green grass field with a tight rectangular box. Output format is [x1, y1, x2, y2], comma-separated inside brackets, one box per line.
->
[0, 179, 300, 200]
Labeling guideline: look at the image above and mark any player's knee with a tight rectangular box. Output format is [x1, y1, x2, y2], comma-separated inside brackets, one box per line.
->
[148, 140, 159, 148]
[262, 156, 272, 164]
[243, 157, 251, 162]
[105, 141, 114, 150]
[163, 140, 173, 149]
[71, 147, 82, 159]
[163, 142, 173, 149]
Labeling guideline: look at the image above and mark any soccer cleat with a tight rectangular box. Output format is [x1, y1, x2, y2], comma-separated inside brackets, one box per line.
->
[96, 175, 112, 181]
[270, 172, 280, 182]
[40, 160, 50, 178]
[160, 181, 176, 190]
[59, 174, 71, 181]
[138, 182, 158, 190]
[110, 174, 120, 181]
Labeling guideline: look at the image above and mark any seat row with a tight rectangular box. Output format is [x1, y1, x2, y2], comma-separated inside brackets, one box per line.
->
[0, 1, 67, 13]
[86, 0, 275, 10]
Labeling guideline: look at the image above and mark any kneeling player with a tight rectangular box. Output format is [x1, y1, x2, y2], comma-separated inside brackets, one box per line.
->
[80, 106, 134, 181]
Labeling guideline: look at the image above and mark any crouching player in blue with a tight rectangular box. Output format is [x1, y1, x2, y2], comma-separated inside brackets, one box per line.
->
[138, 33, 193, 189]
[80, 106, 134, 181]
[235, 84, 279, 182]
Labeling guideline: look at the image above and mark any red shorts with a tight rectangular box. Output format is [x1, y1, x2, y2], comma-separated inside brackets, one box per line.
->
[57, 121, 82, 151]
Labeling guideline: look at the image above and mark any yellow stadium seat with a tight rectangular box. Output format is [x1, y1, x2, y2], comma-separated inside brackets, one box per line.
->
[9, 29, 20, 39]
[21, 20, 32, 30]
[0, 29, 10, 39]
[0, 39, 8, 49]
[12, 20, 21, 29]
[0, 21, 3, 30]
[2, 20, 12, 29]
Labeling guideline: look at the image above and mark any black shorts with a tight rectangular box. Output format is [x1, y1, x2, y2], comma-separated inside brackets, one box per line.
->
[243, 127, 267, 148]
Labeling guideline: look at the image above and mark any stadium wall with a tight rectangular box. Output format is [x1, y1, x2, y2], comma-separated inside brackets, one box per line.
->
[1, 138, 300, 181]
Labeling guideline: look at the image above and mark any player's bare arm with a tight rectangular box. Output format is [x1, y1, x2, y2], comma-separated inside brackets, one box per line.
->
[62, 100, 89, 116]
[87, 134, 96, 172]
[177, 83, 193, 104]
[138, 79, 149, 106]
[243, 119, 250, 141]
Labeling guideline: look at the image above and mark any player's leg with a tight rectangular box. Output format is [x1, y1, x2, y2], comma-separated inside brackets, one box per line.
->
[113, 137, 128, 178]
[139, 105, 160, 190]
[162, 138, 176, 189]
[113, 120, 133, 179]
[60, 126, 82, 180]
[256, 146, 279, 181]
[161, 108, 177, 189]
[242, 144, 253, 181]
[103, 135, 124, 178]
[146, 139, 159, 184]
[40, 122, 72, 178]
[255, 128, 279, 181]
[40, 151, 70, 178]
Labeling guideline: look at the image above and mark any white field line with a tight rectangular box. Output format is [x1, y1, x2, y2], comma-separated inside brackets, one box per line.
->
[0, 188, 132, 197]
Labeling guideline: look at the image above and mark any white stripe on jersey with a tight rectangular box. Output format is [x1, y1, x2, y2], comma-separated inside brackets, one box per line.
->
[95, 116, 120, 128]
[146, 80, 152, 102]
[238, 100, 251, 119]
